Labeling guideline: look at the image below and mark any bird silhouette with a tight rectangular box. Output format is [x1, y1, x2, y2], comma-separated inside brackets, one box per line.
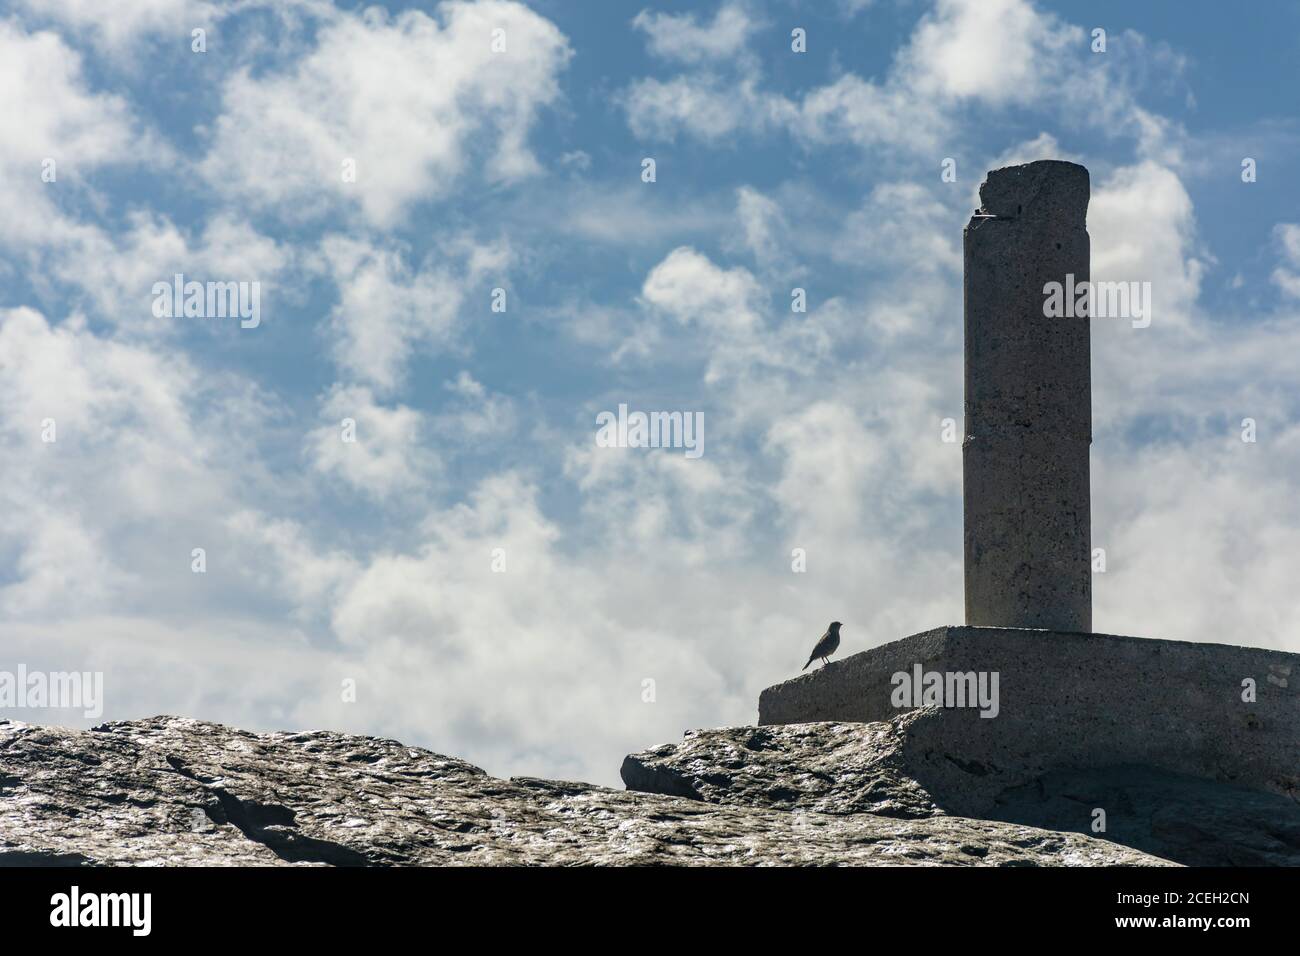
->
[802, 621, 843, 670]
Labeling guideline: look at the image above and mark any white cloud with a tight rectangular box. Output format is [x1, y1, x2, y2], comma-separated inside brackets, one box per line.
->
[734, 186, 785, 262]
[225, 511, 360, 619]
[1271, 224, 1300, 299]
[622, 0, 1168, 162]
[565, 439, 757, 566]
[0, 307, 271, 618]
[14, 0, 218, 53]
[1093, 433, 1300, 649]
[0, 22, 288, 332]
[833, 181, 962, 277]
[632, 2, 757, 64]
[642, 245, 762, 333]
[201, 1, 571, 226]
[47, 212, 289, 332]
[317, 471, 706, 780]
[309, 385, 434, 498]
[640, 246, 803, 383]
[0, 22, 139, 172]
[622, 75, 792, 142]
[436, 372, 517, 441]
[320, 234, 507, 393]
[1089, 160, 1204, 332]
[622, 13, 949, 151]
[900, 0, 1079, 103]
[0, 21, 152, 251]
[765, 401, 882, 538]
[792, 74, 942, 153]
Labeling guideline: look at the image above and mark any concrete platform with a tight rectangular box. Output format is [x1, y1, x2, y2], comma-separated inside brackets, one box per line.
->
[758, 626, 1298, 811]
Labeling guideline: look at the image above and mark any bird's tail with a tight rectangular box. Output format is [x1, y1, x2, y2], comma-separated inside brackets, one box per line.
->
[802, 656, 813, 671]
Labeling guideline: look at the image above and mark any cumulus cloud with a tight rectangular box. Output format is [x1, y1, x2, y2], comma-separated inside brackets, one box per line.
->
[47, 212, 289, 333]
[225, 511, 361, 620]
[642, 245, 762, 332]
[632, 2, 757, 64]
[13, 0, 220, 52]
[1093, 430, 1300, 650]
[309, 385, 434, 499]
[200, 1, 572, 226]
[765, 401, 882, 537]
[0, 22, 139, 173]
[0, 21, 287, 333]
[0, 307, 272, 618]
[899, 0, 1079, 103]
[0, 21, 149, 249]
[639, 245, 805, 383]
[320, 234, 508, 393]
[436, 372, 517, 441]
[622, 0, 1168, 159]
[312, 470, 734, 780]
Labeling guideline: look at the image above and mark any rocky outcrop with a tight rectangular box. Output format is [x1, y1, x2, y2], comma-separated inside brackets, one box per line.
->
[0, 716, 1164, 866]
[620, 720, 939, 818]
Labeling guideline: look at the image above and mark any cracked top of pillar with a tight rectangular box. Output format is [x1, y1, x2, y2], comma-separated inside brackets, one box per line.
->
[977, 160, 1089, 226]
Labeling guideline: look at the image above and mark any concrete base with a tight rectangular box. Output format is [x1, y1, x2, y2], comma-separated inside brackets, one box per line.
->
[758, 626, 1298, 811]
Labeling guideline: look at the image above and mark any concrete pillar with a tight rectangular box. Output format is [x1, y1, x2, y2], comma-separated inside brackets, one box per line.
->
[963, 160, 1092, 632]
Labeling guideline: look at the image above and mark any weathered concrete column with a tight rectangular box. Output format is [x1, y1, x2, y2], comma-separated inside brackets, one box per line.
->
[963, 160, 1092, 632]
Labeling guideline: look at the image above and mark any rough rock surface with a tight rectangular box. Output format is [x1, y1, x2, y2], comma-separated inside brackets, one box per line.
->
[621, 720, 938, 818]
[621, 718, 1300, 867]
[0, 716, 1163, 867]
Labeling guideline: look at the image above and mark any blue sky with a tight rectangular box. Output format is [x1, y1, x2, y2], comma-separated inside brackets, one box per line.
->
[2, 0, 1300, 785]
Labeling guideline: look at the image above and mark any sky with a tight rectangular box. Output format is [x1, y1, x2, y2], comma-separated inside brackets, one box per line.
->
[2, 0, 1299, 786]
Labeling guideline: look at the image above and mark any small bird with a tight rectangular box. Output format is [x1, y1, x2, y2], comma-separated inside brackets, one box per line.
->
[802, 621, 843, 670]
